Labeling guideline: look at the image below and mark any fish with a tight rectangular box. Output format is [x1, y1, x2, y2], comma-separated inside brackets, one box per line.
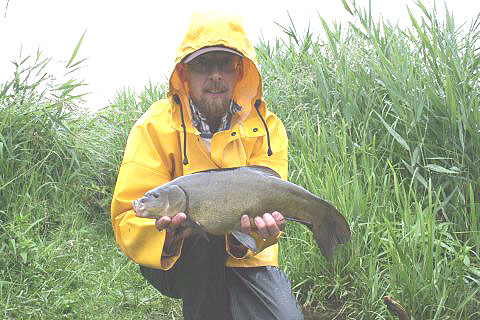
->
[132, 165, 350, 260]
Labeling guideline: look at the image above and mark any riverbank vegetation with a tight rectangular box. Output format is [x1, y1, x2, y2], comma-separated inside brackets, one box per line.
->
[1, 1, 478, 319]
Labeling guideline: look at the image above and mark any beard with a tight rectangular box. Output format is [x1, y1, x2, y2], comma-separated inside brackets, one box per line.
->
[197, 95, 231, 118]
[193, 80, 232, 118]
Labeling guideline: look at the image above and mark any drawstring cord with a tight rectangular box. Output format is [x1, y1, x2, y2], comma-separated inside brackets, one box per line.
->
[173, 94, 189, 165]
[174, 95, 272, 165]
[254, 99, 273, 156]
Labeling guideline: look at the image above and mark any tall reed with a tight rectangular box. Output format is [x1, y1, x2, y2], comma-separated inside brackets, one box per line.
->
[258, 1, 479, 318]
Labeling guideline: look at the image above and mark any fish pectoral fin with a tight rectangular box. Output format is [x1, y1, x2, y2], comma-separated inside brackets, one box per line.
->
[285, 217, 313, 230]
[231, 231, 257, 253]
[184, 219, 209, 242]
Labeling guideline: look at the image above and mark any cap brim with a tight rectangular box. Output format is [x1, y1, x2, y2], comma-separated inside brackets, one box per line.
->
[182, 46, 243, 63]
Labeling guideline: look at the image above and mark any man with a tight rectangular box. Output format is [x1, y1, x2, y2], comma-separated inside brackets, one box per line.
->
[111, 12, 304, 320]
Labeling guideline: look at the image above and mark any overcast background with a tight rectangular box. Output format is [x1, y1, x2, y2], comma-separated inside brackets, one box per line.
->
[1, 0, 479, 111]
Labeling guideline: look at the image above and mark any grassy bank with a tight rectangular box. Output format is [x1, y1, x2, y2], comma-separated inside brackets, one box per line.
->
[1, 1, 479, 319]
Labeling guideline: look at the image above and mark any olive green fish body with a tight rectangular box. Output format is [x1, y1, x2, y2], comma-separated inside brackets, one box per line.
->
[133, 166, 350, 259]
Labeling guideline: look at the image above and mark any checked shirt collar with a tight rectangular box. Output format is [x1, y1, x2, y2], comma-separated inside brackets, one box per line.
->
[189, 98, 243, 139]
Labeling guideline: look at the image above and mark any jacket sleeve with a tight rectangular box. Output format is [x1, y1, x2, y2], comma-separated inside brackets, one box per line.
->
[225, 110, 288, 259]
[111, 110, 183, 270]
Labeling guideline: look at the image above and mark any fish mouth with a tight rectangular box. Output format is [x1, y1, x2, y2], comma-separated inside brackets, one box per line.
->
[132, 199, 145, 215]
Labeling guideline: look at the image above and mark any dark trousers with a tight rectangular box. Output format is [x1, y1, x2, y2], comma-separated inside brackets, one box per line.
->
[139, 234, 304, 320]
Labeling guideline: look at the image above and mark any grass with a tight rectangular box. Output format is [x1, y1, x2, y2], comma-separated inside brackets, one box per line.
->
[0, 46, 177, 319]
[262, 1, 480, 318]
[1, 0, 479, 319]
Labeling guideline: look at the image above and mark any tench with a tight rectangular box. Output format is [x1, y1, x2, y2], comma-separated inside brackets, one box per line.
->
[133, 166, 350, 259]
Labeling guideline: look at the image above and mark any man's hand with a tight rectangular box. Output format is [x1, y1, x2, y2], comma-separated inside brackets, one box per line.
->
[240, 211, 286, 239]
[227, 211, 285, 257]
[155, 213, 192, 254]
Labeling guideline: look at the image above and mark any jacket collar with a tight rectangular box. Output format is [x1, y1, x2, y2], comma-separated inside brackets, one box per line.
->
[169, 93, 268, 138]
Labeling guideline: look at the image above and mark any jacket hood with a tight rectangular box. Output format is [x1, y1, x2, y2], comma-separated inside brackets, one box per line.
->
[168, 12, 263, 121]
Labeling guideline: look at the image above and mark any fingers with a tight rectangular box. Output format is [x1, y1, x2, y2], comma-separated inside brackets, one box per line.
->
[155, 216, 171, 231]
[272, 211, 286, 231]
[240, 214, 250, 233]
[254, 212, 285, 239]
[262, 213, 280, 237]
[171, 212, 187, 229]
[156, 213, 192, 248]
[155, 212, 187, 232]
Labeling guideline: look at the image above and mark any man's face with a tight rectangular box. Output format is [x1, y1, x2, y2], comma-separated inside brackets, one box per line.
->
[179, 51, 243, 118]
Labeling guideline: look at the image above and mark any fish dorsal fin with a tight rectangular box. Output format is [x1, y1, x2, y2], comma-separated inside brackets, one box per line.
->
[244, 165, 281, 178]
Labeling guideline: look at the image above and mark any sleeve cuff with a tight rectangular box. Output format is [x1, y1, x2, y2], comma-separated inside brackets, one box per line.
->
[159, 235, 185, 270]
[225, 231, 282, 259]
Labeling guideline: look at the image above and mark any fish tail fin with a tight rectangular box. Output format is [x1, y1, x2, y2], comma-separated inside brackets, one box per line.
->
[311, 203, 350, 260]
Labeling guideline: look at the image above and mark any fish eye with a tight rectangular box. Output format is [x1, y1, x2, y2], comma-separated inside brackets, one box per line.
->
[146, 191, 160, 199]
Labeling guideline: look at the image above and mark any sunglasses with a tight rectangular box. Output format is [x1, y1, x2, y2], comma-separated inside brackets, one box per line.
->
[187, 54, 241, 74]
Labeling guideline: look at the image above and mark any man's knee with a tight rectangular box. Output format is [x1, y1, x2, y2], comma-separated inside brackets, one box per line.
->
[139, 265, 181, 298]
[227, 266, 304, 320]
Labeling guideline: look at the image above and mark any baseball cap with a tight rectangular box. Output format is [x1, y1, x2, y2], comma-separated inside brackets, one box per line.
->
[183, 46, 243, 63]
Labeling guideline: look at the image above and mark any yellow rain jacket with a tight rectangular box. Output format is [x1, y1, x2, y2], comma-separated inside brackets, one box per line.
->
[111, 12, 288, 270]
